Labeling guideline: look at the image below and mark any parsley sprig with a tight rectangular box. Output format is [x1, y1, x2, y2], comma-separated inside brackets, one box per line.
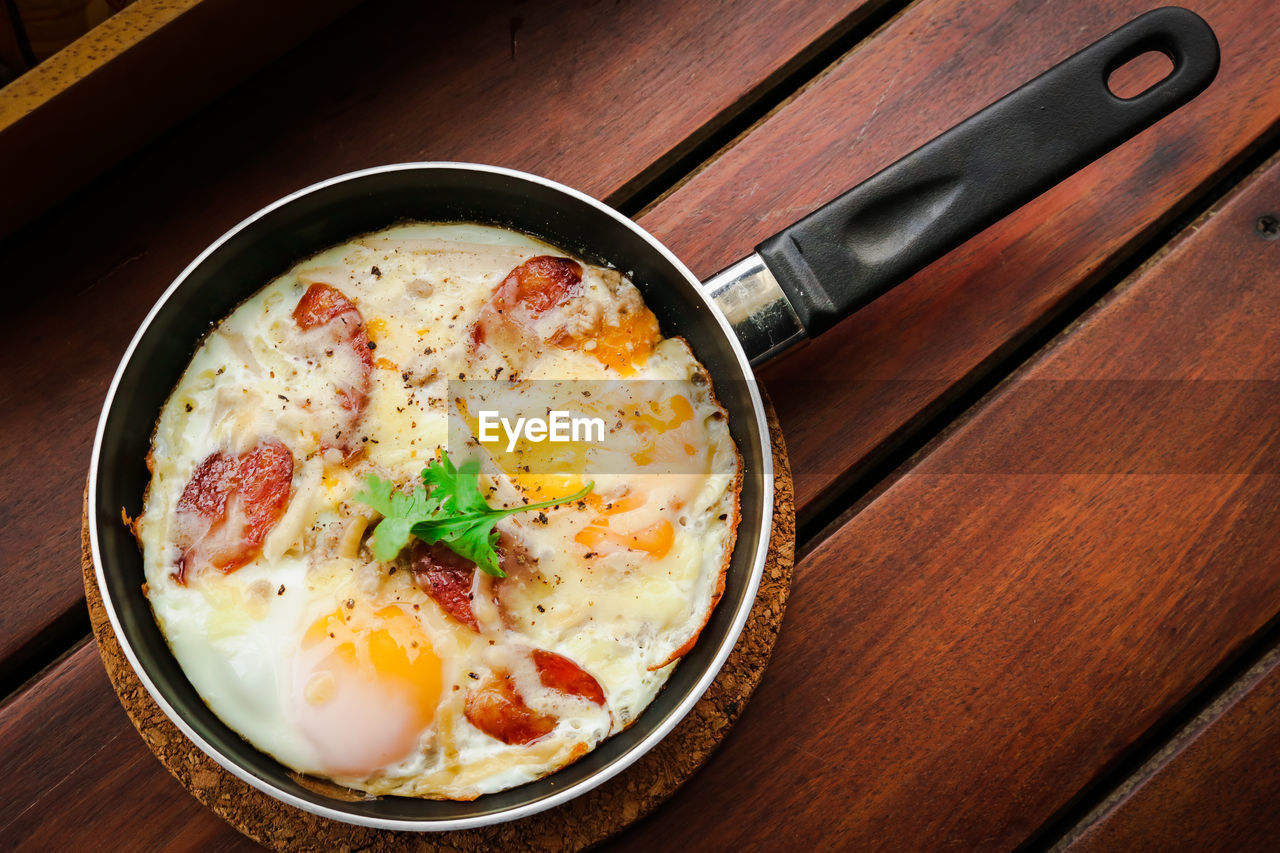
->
[355, 451, 592, 577]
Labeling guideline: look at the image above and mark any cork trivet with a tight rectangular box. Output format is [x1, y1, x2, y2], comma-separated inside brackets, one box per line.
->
[83, 401, 794, 851]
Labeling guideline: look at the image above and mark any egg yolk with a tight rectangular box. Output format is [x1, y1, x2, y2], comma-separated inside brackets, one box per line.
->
[295, 604, 443, 776]
[629, 395, 703, 469]
[552, 304, 661, 375]
[575, 487, 676, 559]
[574, 517, 675, 558]
[583, 308, 662, 374]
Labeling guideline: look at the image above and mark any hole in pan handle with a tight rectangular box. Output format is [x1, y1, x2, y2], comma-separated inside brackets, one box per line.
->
[707, 6, 1219, 364]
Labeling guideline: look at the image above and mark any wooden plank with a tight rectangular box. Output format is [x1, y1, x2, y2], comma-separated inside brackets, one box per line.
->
[1064, 643, 1280, 852]
[0, 0, 363, 237]
[636, 0, 1280, 518]
[0, 0, 886, 683]
[611, 154, 1280, 848]
[0, 641, 254, 851]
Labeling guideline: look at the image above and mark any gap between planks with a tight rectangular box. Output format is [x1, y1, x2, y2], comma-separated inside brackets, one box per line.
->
[794, 126, 1280, 563]
[1046, 626, 1280, 851]
[620, 0, 918, 218]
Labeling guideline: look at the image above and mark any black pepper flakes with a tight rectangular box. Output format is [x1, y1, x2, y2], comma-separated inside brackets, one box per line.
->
[371, 265, 382, 278]
[277, 584, 286, 596]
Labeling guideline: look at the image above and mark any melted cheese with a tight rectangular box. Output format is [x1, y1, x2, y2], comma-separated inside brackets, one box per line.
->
[137, 222, 739, 799]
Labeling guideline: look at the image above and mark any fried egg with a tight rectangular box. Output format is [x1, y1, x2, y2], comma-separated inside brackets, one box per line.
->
[137, 222, 740, 799]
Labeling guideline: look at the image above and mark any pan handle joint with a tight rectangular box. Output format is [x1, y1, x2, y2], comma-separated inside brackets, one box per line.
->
[703, 254, 807, 365]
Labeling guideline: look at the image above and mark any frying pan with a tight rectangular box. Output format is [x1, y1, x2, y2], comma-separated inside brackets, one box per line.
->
[89, 7, 1218, 831]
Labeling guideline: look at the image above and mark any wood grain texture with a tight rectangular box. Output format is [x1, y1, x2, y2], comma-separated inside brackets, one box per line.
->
[0, 0, 363, 237]
[609, 152, 1280, 850]
[0, 639, 251, 852]
[8, 404, 792, 851]
[6, 0, 1280, 847]
[0, 0, 884, 684]
[636, 0, 1280, 518]
[1065, 643, 1280, 852]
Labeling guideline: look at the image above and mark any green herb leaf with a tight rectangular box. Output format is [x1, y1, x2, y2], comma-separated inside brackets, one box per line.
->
[355, 451, 592, 577]
[354, 474, 434, 562]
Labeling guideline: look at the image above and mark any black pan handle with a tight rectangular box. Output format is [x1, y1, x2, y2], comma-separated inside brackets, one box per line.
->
[754, 6, 1219, 336]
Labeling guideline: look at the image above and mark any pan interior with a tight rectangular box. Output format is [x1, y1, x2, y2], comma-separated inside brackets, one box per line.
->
[93, 165, 768, 824]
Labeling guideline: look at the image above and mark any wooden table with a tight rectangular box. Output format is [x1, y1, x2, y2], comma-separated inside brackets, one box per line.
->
[3, 0, 1278, 849]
